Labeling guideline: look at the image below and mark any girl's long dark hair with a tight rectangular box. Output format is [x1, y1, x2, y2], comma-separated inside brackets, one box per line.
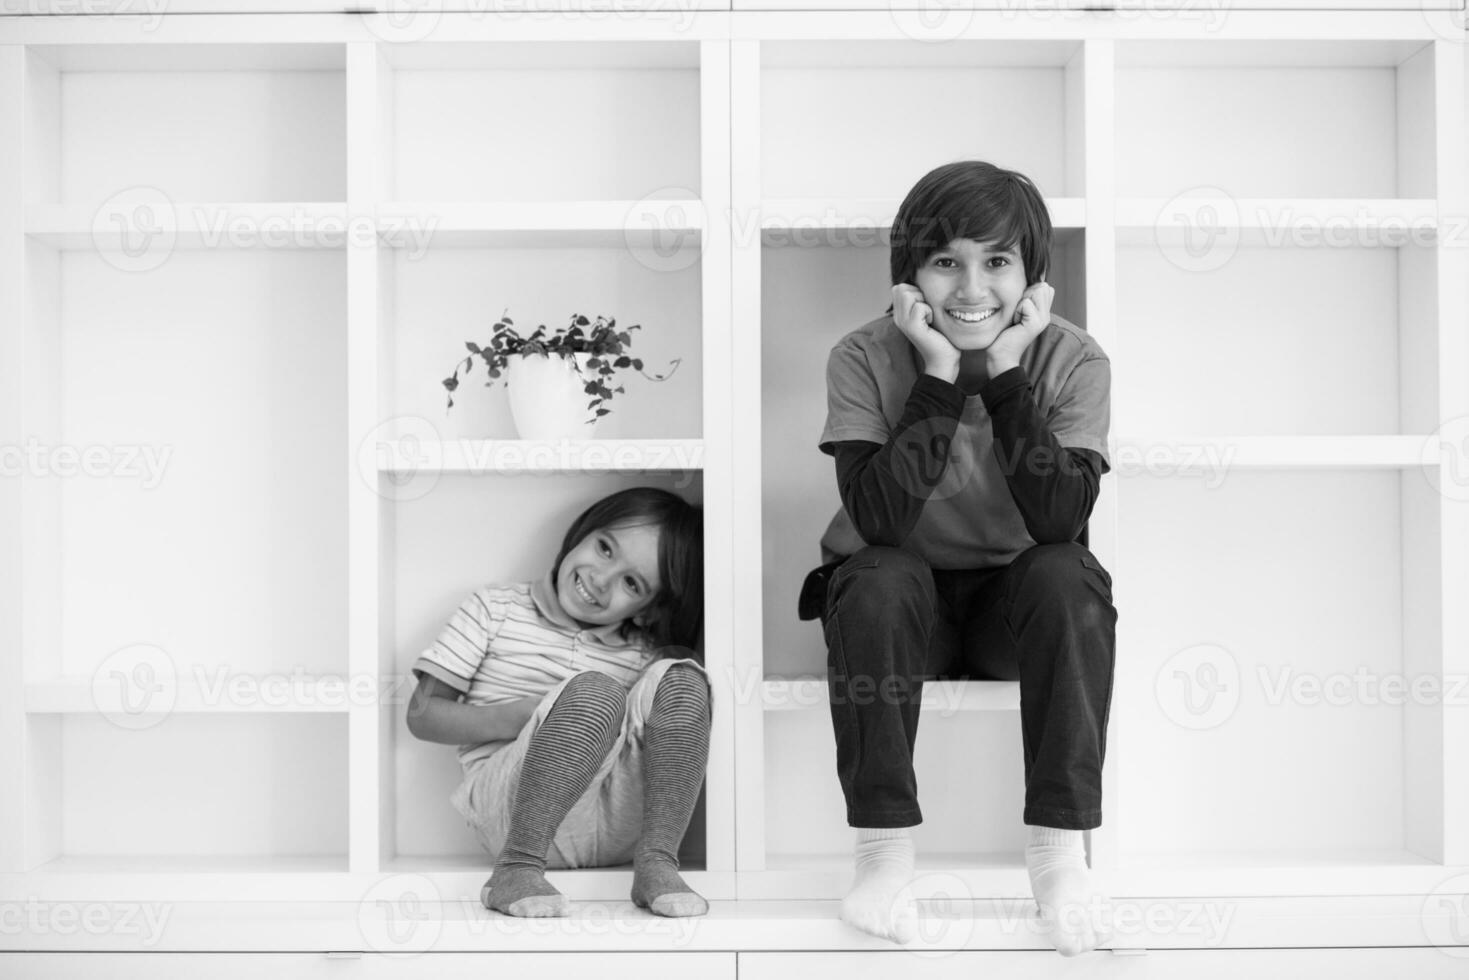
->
[552, 487, 704, 661]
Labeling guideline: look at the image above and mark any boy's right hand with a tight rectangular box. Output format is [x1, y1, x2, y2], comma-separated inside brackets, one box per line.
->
[892, 283, 961, 382]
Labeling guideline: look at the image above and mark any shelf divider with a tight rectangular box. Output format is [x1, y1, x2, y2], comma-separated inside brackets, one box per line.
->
[730, 37, 767, 877]
[1079, 36, 1121, 876]
[346, 39, 385, 877]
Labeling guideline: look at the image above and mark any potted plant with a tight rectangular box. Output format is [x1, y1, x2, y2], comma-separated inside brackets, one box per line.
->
[442, 311, 680, 441]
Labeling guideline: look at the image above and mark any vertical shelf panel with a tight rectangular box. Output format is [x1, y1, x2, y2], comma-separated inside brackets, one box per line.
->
[1432, 37, 1469, 866]
[346, 40, 383, 875]
[1076, 37, 1120, 874]
[730, 39, 765, 876]
[699, 36, 736, 875]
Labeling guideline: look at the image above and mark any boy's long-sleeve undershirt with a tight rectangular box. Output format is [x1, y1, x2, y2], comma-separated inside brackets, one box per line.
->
[832, 366, 1105, 549]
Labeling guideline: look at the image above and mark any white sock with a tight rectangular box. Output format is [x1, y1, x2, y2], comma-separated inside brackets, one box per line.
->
[1025, 825, 1112, 957]
[840, 827, 918, 944]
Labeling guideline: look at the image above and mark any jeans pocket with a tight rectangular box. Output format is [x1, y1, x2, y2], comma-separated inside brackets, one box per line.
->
[1078, 552, 1114, 600]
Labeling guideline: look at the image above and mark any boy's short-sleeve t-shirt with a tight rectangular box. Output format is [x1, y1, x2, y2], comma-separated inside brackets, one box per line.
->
[818, 312, 1111, 571]
[412, 571, 657, 771]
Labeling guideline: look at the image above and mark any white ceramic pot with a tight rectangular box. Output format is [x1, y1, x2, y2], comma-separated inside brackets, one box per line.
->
[505, 351, 603, 441]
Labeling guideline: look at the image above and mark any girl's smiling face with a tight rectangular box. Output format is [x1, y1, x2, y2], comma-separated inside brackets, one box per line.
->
[556, 522, 662, 629]
[914, 237, 1028, 352]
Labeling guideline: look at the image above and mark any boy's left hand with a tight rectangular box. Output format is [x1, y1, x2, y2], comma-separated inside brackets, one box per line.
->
[986, 280, 1054, 373]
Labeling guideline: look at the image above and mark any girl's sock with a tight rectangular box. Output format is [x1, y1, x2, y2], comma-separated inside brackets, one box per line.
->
[1025, 825, 1112, 956]
[484, 672, 627, 917]
[631, 664, 711, 918]
[841, 826, 918, 943]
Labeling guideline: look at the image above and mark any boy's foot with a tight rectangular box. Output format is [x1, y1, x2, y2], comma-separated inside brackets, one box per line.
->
[482, 865, 570, 917]
[631, 857, 709, 917]
[840, 828, 919, 944]
[1025, 826, 1113, 956]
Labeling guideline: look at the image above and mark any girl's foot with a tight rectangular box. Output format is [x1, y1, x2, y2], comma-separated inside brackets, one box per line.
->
[631, 857, 708, 917]
[482, 865, 570, 917]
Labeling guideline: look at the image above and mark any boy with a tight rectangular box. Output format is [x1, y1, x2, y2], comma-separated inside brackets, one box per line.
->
[806, 160, 1116, 956]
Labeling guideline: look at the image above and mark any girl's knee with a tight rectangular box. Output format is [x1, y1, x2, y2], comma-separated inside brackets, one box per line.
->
[634, 659, 711, 725]
[554, 670, 629, 723]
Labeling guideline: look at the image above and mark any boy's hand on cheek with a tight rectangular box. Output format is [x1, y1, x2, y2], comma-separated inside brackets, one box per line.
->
[891, 283, 961, 382]
[986, 281, 1054, 374]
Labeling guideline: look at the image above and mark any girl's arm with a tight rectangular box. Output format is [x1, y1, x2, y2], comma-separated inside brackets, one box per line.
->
[406, 674, 542, 745]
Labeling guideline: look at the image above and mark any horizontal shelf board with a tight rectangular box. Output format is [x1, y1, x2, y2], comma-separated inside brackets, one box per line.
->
[0, 895, 1456, 953]
[753, 0, 1452, 13]
[26, 675, 357, 714]
[765, 851, 1023, 872]
[26, 202, 352, 250]
[1115, 38, 1436, 68]
[26, 854, 348, 875]
[760, 197, 1084, 234]
[376, 439, 704, 474]
[26, 42, 347, 72]
[761, 678, 1019, 712]
[1104, 849, 1451, 897]
[376, 200, 704, 250]
[1118, 198, 1440, 247]
[1109, 435, 1430, 469]
[382, 39, 705, 71]
[759, 38, 1083, 68]
[1118, 847, 1439, 870]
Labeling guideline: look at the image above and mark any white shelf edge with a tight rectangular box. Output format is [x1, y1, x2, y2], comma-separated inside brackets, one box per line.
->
[377, 199, 705, 232]
[25, 675, 358, 715]
[760, 196, 1085, 231]
[1109, 435, 1430, 469]
[25, 202, 352, 250]
[761, 678, 1019, 713]
[375, 438, 704, 474]
[1117, 197, 1441, 248]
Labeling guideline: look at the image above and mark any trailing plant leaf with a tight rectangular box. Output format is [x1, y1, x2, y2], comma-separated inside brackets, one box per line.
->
[441, 308, 678, 420]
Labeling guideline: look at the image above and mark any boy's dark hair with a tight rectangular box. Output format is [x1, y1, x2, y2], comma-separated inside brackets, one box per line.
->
[552, 486, 705, 661]
[886, 160, 1052, 315]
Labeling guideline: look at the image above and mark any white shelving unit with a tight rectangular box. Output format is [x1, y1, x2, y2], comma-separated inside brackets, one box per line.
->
[2, 5, 1468, 968]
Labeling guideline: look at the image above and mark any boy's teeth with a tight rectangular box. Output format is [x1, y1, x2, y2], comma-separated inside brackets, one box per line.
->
[949, 309, 995, 322]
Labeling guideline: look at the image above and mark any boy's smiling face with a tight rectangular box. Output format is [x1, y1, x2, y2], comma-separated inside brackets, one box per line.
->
[914, 237, 1028, 352]
[556, 522, 662, 629]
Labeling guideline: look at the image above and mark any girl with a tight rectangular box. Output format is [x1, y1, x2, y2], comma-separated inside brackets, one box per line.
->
[407, 486, 708, 919]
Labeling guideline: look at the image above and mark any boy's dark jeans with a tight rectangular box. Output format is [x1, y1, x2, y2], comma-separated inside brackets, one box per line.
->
[817, 542, 1116, 831]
